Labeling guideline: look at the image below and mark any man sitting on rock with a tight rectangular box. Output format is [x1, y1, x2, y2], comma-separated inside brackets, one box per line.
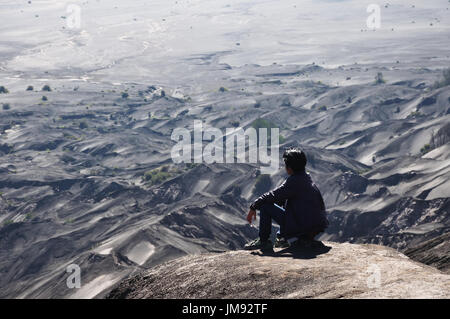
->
[244, 148, 329, 251]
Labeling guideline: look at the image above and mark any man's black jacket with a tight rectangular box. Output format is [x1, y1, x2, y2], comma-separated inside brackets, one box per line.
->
[250, 171, 329, 239]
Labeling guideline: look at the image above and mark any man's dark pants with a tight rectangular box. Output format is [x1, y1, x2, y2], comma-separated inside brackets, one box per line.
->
[258, 203, 285, 242]
[258, 203, 323, 242]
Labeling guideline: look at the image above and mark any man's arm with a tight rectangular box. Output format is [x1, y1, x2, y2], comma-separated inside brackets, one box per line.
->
[250, 177, 295, 211]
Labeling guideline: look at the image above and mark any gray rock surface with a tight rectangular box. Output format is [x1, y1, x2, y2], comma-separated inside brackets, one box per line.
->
[107, 242, 450, 299]
[405, 232, 450, 274]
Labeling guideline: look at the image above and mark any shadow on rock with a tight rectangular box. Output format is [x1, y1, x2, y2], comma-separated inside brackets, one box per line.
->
[251, 241, 332, 259]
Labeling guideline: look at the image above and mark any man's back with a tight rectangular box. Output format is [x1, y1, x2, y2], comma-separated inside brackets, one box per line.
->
[282, 171, 328, 238]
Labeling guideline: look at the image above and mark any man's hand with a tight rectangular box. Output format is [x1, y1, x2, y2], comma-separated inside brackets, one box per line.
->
[246, 209, 257, 224]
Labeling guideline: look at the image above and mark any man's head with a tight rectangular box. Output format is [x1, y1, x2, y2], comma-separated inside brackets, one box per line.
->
[283, 148, 307, 175]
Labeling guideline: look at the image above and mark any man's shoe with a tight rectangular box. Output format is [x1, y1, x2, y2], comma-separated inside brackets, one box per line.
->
[274, 237, 290, 248]
[244, 238, 273, 251]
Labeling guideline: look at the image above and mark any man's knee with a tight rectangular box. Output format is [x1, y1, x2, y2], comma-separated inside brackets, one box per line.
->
[258, 203, 274, 214]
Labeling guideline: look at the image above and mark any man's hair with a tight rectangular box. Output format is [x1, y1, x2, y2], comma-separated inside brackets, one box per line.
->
[283, 148, 307, 172]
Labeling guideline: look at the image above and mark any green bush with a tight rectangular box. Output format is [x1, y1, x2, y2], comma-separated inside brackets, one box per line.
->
[121, 92, 129, 99]
[26, 85, 34, 91]
[42, 84, 52, 91]
[420, 144, 432, 154]
[2, 103, 11, 110]
[142, 166, 178, 185]
[79, 121, 88, 129]
[42, 96, 48, 101]
[144, 170, 171, 184]
[318, 105, 327, 111]
[0, 86, 9, 94]
[408, 110, 422, 118]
